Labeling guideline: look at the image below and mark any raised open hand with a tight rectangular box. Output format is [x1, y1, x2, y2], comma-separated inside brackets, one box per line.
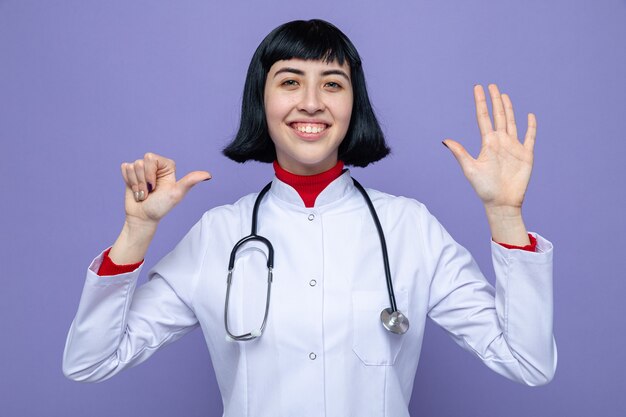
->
[443, 84, 536, 211]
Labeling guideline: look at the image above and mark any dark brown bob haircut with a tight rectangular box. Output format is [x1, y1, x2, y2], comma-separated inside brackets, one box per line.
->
[222, 19, 390, 167]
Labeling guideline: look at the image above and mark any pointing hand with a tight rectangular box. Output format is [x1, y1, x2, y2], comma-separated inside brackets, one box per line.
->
[120, 152, 212, 227]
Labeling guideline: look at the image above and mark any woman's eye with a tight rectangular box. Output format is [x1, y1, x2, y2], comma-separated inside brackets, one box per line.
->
[282, 80, 298, 86]
[325, 81, 342, 89]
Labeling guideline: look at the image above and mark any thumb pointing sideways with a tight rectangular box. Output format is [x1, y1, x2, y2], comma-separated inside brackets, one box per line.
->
[176, 171, 212, 195]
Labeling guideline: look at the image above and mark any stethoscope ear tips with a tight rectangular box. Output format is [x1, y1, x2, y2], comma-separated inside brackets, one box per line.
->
[380, 308, 410, 335]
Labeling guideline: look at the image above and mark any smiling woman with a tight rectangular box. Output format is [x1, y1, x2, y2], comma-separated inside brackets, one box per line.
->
[264, 58, 353, 174]
[222, 19, 389, 168]
[63, 18, 556, 417]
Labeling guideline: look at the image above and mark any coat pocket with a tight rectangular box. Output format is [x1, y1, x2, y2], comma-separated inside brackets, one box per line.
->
[351, 289, 408, 366]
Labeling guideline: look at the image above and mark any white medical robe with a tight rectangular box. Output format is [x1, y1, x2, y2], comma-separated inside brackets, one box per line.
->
[63, 170, 557, 417]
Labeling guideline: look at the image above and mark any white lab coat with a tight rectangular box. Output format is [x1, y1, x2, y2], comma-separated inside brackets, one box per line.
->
[63, 170, 556, 417]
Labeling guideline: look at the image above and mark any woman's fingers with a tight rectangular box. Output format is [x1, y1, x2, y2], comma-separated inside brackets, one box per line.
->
[122, 153, 174, 200]
[133, 159, 148, 201]
[120, 153, 165, 202]
[501, 93, 518, 140]
[120, 162, 130, 185]
[488, 84, 507, 133]
[124, 162, 141, 201]
[142, 152, 159, 193]
[474, 85, 493, 140]
[523, 113, 537, 152]
[476, 84, 522, 142]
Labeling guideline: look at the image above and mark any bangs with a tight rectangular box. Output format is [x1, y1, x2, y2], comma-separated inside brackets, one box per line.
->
[260, 20, 360, 70]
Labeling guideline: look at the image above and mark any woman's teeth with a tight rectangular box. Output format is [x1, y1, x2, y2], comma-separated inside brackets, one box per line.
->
[292, 123, 327, 134]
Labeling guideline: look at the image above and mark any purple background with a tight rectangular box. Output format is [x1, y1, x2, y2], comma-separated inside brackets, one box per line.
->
[1, 0, 625, 415]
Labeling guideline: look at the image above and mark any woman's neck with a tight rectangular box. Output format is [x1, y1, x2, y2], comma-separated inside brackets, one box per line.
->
[273, 160, 345, 208]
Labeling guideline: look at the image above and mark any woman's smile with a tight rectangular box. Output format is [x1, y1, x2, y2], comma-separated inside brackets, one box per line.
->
[289, 121, 330, 139]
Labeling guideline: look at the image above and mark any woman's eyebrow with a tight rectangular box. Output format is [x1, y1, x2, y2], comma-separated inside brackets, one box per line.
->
[273, 67, 350, 81]
[321, 69, 350, 81]
[274, 67, 304, 77]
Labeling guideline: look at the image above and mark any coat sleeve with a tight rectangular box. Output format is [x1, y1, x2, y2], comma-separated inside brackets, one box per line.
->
[62, 215, 210, 382]
[422, 206, 557, 386]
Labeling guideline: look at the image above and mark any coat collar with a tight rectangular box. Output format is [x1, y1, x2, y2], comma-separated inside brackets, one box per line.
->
[270, 169, 354, 208]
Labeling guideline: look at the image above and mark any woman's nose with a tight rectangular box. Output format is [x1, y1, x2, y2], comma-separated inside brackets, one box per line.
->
[297, 86, 325, 114]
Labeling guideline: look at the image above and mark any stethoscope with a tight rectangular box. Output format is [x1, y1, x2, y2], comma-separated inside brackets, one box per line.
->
[224, 178, 410, 341]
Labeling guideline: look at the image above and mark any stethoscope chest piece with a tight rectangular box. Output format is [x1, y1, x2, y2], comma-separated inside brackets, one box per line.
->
[380, 308, 410, 335]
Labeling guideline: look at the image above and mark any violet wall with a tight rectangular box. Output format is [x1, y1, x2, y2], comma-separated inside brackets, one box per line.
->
[1, 1, 625, 415]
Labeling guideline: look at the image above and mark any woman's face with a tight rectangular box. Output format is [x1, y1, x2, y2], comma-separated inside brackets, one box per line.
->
[264, 58, 353, 175]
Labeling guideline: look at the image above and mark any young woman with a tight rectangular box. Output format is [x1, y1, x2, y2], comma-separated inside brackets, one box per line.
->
[63, 19, 556, 417]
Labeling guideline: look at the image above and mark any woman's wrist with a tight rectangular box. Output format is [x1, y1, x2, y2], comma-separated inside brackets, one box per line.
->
[484, 205, 530, 246]
[108, 219, 158, 264]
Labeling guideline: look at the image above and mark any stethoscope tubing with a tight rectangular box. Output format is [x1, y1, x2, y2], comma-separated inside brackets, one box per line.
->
[227, 182, 274, 271]
[351, 179, 398, 314]
[224, 177, 408, 341]
[225, 182, 274, 341]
